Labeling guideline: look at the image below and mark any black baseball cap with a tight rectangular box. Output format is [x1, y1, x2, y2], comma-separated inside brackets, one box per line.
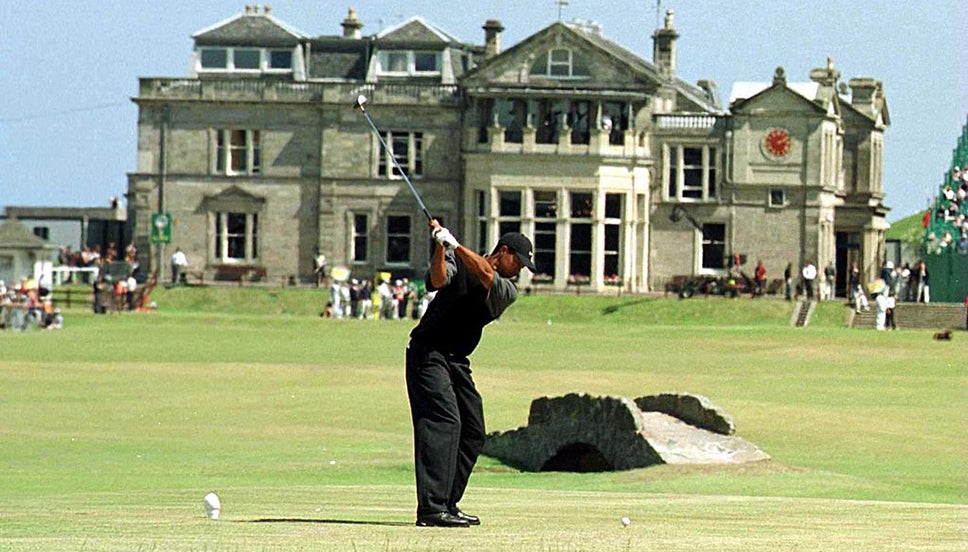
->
[497, 232, 537, 273]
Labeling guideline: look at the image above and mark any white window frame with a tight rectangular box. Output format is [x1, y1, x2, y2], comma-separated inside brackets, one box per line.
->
[377, 50, 440, 76]
[197, 47, 294, 73]
[768, 189, 787, 208]
[475, 190, 489, 254]
[603, 193, 624, 283]
[567, 191, 594, 282]
[213, 211, 259, 263]
[215, 129, 262, 176]
[530, 48, 589, 80]
[665, 144, 718, 202]
[532, 190, 559, 282]
[378, 131, 423, 180]
[698, 223, 726, 274]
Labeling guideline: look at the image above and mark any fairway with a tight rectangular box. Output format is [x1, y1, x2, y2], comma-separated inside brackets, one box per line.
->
[1, 293, 965, 551]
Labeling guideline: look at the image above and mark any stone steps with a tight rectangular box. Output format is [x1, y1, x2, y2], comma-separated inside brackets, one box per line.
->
[848, 302, 966, 330]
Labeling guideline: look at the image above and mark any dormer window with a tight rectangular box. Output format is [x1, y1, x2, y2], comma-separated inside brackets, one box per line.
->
[233, 49, 260, 70]
[530, 48, 588, 79]
[198, 47, 294, 73]
[268, 50, 293, 70]
[378, 51, 440, 76]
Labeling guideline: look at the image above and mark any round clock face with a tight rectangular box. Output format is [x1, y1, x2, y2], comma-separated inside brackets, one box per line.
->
[763, 128, 792, 159]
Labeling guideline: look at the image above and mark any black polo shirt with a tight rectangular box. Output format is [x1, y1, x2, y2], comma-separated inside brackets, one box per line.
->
[409, 250, 517, 358]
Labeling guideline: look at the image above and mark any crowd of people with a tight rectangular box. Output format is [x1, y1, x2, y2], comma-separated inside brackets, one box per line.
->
[924, 165, 968, 254]
[56, 241, 141, 281]
[0, 277, 64, 331]
[323, 277, 435, 321]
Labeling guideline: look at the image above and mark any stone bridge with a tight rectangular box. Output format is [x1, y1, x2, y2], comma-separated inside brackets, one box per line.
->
[482, 392, 770, 472]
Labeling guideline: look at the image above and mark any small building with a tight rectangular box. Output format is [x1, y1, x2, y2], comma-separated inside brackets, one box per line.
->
[0, 220, 59, 286]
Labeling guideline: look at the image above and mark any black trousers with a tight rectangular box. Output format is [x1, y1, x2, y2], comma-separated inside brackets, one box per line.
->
[405, 343, 485, 517]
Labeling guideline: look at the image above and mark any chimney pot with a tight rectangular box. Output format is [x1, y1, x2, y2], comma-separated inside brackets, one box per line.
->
[483, 19, 505, 58]
[342, 7, 364, 39]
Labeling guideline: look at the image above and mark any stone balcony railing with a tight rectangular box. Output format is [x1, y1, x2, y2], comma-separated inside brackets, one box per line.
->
[654, 113, 719, 132]
[137, 78, 461, 106]
[464, 124, 649, 158]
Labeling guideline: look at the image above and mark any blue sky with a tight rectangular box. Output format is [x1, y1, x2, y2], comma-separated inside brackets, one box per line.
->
[2, 1, 964, 222]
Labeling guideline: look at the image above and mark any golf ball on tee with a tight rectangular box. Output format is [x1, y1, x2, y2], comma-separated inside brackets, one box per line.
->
[621, 516, 631, 527]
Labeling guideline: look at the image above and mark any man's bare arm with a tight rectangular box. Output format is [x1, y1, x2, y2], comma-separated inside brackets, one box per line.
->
[454, 245, 494, 290]
[429, 242, 448, 289]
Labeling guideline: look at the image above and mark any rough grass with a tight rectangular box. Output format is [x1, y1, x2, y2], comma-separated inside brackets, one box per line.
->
[0, 292, 964, 550]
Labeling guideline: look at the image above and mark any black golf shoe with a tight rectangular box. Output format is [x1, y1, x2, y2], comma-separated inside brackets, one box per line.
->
[415, 512, 470, 528]
[451, 509, 480, 526]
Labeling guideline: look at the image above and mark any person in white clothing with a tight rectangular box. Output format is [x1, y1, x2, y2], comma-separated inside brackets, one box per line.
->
[801, 261, 818, 300]
[874, 291, 889, 331]
[170, 248, 188, 284]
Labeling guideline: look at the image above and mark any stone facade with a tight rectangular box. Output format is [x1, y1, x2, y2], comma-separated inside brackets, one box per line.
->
[127, 7, 889, 291]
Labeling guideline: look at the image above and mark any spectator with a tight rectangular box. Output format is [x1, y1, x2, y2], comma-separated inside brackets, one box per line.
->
[874, 290, 888, 331]
[879, 260, 896, 293]
[314, 252, 327, 287]
[914, 260, 930, 303]
[126, 272, 138, 311]
[896, 262, 910, 300]
[753, 260, 766, 298]
[340, 282, 351, 319]
[784, 262, 794, 301]
[170, 248, 188, 284]
[885, 291, 897, 331]
[377, 279, 393, 320]
[330, 280, 343, 319]
[112, 277, 127, 313]
[93, 274, 107, 314]
[801, 260, 817, 300]
[359, 279, 373, 319]
[958, 232, 968, 254]
[823, 262, 836, 300]
[849, 261, 869, 313]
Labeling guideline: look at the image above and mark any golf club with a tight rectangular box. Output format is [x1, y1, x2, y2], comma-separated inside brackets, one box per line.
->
[355, 94, 434, 222]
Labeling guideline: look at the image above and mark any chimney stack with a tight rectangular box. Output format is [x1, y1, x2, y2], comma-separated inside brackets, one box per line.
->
[652, 9, 679, 80]
[483, 19, 505, 59]
[847, 77, 881, 118]
[809, 57, 840, 87]
[342, 7, 364, 39]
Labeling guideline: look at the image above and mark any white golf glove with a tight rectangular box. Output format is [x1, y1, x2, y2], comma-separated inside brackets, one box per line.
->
[433, 226, 460, 250]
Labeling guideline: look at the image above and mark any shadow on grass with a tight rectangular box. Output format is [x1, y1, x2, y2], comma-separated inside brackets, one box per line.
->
[601, 298, 651, 315]
[248, 518, 412, 527]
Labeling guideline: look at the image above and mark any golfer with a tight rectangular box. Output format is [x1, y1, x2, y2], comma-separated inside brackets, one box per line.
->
[406, 220, 536, 527]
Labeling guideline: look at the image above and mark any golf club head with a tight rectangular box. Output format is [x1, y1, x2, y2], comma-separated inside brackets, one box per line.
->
[356, 94, 368, 111]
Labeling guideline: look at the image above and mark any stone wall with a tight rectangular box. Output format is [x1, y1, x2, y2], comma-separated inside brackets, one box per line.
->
[483, 392, 769, 472]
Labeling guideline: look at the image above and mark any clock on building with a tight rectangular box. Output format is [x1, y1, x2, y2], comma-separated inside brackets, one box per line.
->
[762, 128, 792, 159]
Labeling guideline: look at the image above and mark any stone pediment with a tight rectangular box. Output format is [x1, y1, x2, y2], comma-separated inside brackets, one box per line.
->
[201, 186, 265, 214]
[193, 10, 307, 47]
[462, 22, 663, 93]
[730, 81, 831, 117]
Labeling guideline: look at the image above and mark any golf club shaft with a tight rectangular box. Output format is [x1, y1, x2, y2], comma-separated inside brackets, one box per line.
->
[358, 105, 434, 222]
